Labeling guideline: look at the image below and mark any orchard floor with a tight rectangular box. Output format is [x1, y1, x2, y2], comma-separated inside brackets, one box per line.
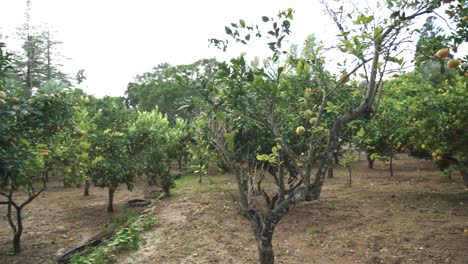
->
[1, 154, 468, 264]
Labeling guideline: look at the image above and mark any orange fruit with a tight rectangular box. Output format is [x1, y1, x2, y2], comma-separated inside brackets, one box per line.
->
[447, 59, 460, 68]
[435, 48, 449, 58]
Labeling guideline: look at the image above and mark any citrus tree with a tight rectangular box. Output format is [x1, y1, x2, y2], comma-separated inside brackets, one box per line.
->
[49, 93, 94, 194]
[203, 1, 443, 263]
[129, 109, 186, 194]
[87, 97, 136, 212]
[0, 77, 76, 253]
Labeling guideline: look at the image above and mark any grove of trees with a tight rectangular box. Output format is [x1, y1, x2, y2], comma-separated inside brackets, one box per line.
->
[0, 0, 467, 263]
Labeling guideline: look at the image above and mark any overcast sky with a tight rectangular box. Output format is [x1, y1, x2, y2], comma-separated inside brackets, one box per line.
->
[0, 0, 332, 97]
[0, 1, 464, 97]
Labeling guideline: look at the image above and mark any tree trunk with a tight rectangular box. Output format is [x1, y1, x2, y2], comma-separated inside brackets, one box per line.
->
[147, 175, 157, 185]
[327, 167, 334, 178]
[348, 170, 352, 187]
[178, 157, 182, 170]
[108, 188, 115, 212]
[257, 236, 275, 264]
[13, 228, 22, 254]
[367, 153, 375, 169]
[389, 157, 394, 177]
[461, 171, 468, 187]
[333, 152, 339, 165]
[84, 179, 90, 196]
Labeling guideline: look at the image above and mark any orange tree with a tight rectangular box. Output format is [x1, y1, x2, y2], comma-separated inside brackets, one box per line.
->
[0, 71, 76, 253]
[49, 93, 94, 193]
[86, 97, 136, 212]
[202, 1, 440, 263]
[129, 109, 186, 193]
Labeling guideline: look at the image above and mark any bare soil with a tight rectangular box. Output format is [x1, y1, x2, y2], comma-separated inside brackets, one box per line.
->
[1, 154, 467, 264]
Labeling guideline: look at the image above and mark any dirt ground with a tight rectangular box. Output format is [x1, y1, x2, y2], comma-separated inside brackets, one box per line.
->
[1, 154, 467, 264]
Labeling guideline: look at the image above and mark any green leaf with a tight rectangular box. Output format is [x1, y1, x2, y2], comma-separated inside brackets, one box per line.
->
[36, 143, 48, 149]
[225, 26, 232, 35]
[262, 16, 269, 22]
[357, 127, 365, 137]
[20, 138, 30, 148]
[256, 154, 269, 161]
[239, 19, 246, 28]
[271, 146, 278, 155]
[278, 66, 284, 76]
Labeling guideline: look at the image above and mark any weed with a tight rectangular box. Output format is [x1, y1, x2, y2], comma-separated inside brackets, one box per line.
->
[308, 226, 325, 234]
[71, 222, 145, 264]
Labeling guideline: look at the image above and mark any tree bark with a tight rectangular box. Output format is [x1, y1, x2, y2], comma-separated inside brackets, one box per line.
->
[389, 157, 394, 177]
[84, 179, 90, 196]
[13, 208, 23, 254]
[257, 235, 274, 264]
[333, 151, 339, 165]
[108, 188, 115, 212]
[327, 167, 334, 178]
[178, 157, 182, 170]
[367, 153, 375, 169]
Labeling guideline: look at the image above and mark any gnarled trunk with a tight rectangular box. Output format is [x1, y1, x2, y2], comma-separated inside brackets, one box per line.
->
[257, 235, 274, 264]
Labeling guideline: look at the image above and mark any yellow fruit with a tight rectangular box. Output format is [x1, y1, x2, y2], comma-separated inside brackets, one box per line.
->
[42, 151, 50, 158]
[421, 144, 427, 150]
[438, 88, 444, 93]
[10, 97, 20, 104]
[295, 126, 306, 136]
[2, 185, 13, 192]
[464, 72, 468, 77]
[447, 59, 460, 68]
[412, 118, 416, 122]
[462, 16, 468, 22]
[305, 88, 312, 95]
[309, 117, 317, 126]
[435, 48, 450, 58]
[436, 155, 443, 161]
[0, 99, 6, 106]
[77, 130, 86, 137]
[431, 152, 437, 157]
[451, 46, 457, 53]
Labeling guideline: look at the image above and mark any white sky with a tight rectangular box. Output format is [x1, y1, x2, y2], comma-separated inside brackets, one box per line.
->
[0, 1, 465, 97]
[0, 0, 329, 97]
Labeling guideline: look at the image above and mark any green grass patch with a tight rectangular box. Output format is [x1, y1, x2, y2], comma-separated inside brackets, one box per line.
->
[308, 226, 325, 234]
[70, 216, 157, 264]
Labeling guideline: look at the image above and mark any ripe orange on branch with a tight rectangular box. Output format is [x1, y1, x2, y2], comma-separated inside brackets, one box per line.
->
[447, 59, 460, 68]
[435, 48, 449, 58]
